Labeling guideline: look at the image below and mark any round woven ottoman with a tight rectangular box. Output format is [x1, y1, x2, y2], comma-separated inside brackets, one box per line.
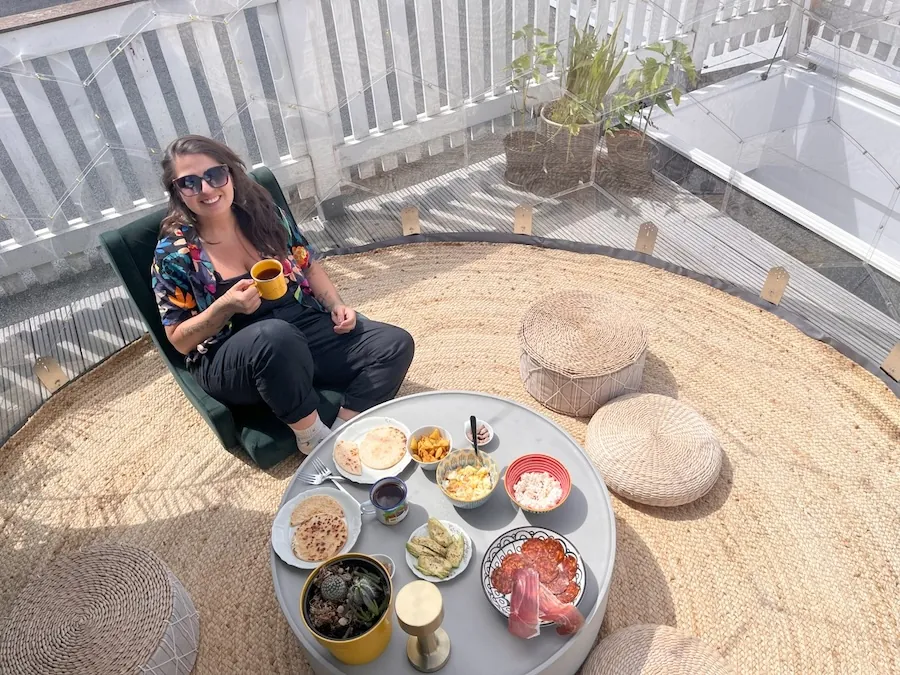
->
[586, 393, 722, 507]
[0, 543, 199, 675]
[518, 291, 647, 417]
[583, 624, 733, 674]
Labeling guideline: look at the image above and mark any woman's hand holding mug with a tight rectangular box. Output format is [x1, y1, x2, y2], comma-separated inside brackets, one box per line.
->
[223, 278, 261, 315]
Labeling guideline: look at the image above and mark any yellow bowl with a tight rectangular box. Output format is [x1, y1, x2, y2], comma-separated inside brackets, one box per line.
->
[300, 553, 393, 665]
[435, 449, 500, 509]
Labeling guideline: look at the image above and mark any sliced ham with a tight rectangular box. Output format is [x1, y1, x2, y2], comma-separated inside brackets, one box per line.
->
[538, 583, 585, 636]
[508, 567, 541, 639]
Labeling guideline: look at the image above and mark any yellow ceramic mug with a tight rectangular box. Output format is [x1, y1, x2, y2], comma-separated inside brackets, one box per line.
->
[250, 259, 287, 300]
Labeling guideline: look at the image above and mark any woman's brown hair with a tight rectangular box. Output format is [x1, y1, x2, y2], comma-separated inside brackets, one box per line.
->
[160, 135, 287, 256]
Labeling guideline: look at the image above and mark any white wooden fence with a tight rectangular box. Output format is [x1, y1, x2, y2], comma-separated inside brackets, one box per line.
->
[0, 0, 820, 294]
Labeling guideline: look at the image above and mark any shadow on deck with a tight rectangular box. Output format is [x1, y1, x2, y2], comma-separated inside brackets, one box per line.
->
[2, 138, 899, 442]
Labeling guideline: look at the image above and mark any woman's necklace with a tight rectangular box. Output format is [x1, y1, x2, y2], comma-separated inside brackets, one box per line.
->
[198, 224, 239, 247]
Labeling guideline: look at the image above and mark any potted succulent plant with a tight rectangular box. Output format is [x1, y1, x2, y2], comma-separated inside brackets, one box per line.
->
[300, 554, 393, 665]
[503, 25, 559, 188]
[604, 40, 697, 190]
[541, 20, 625, 186]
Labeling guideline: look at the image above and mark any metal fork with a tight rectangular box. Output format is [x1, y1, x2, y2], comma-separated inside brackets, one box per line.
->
[297, 457, 355, 500]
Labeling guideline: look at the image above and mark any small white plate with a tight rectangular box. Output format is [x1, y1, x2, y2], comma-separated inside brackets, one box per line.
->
[271, 488, 362, 570]
[333, 416, 413, 485]
[405, 519, 473, 583]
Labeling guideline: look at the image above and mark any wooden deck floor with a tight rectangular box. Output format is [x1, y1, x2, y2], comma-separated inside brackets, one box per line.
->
[2, 153, 898, 441]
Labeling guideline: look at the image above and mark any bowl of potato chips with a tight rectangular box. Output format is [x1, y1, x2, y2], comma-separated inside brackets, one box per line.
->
[408, 426, 453, 470]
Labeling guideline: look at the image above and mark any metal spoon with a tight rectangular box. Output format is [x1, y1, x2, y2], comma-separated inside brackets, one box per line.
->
[470, 415, 485, 466]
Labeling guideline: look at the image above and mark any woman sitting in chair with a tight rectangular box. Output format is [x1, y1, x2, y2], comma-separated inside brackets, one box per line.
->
[151, 135, 414, 455]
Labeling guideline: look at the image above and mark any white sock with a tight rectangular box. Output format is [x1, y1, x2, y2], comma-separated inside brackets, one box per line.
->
[331, 417, 349, 431]
[294, 418, 330, 455]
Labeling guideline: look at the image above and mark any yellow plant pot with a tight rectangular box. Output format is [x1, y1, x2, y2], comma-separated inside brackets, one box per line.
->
[300, 553, 393, 665]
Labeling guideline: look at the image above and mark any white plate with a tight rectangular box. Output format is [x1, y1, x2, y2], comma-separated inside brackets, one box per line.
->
[332, 416, 412, 484]
[271, 488, 362, 570]
[405, 519, 473, 583]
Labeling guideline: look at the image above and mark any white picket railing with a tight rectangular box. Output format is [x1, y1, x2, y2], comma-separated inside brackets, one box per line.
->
[0, 0, 803, 294]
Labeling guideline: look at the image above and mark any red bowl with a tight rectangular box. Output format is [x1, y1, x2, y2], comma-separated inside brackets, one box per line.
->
[504, 454, 572, 513]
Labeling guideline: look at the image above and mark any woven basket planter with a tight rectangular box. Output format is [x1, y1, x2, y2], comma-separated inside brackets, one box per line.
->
[583, 624, 733, 674]
[518, 291, 647, 417]
[0, 543, 199, 675]
[586, 393, 723, 507]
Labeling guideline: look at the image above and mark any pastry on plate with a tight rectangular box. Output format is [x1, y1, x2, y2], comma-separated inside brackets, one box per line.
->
[334, 439, 362, 475]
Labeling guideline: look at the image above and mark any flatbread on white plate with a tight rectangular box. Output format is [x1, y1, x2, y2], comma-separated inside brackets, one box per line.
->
[334, 439, 362, 475]
[359, 426, 407, 470]
[292, 513, 348, 562]
[290, 494, 343, 527]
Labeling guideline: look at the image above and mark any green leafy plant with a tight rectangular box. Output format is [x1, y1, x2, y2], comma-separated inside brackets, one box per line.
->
[505, 25, 559, 129]
[607, 40, 697, 144]
[307, 561, 390, 640]
[548, 19, 626, 136]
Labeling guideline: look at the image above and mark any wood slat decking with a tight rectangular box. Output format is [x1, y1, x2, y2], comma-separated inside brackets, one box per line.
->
[2, 154, 897, 442]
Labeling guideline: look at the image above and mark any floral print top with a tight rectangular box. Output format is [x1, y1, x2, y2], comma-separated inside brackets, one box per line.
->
[151, 208, 321, 362]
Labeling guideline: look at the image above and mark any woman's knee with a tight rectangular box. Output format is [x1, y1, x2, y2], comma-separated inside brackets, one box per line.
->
[380, 325, 414, 367]
[396, 327, 415, 363]
[245, 320, 309, 365]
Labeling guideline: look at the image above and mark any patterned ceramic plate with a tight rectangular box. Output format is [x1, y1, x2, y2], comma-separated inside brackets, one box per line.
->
[480, 526, 586, 626]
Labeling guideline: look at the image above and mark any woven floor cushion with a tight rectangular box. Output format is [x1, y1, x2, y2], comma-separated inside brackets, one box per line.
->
[583, 624, 733, 674]
[587, 393, 723, 507]
[0, 543, 199, 675]
[518, 291, 647, 417]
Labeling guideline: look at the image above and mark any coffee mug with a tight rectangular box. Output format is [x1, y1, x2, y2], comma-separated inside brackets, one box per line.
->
[361, 477, 409, 526]
[250, 259, 287, 300]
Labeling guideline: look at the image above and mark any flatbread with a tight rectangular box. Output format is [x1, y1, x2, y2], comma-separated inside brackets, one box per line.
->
[359, 426, 407, 470]
[290, 494, 343, 527]
[333, 440, 362, 475]
[292, 513, 348, 562]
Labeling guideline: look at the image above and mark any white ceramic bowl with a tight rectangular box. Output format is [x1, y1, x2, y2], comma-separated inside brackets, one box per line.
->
[408, 426, 453, 471]
[462, 418, 494, 447]
[371, 554, 395, 579]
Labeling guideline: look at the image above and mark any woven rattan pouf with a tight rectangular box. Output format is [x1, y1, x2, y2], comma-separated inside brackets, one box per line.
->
[583, 624, 733, 674]
[0, 543, 199, 675]
[586, 393, 723, 507]
[518, 291, 647, 417]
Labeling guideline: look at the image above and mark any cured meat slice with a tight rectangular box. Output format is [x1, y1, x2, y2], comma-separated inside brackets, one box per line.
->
[491, 565, 513, 594]
[533, 556, 560, 584]
[508, 568, 541, 639]
[557, 581, 579, 604]
[546, 568, 570, 594]
[500, 552, 527, 575]
[538, 583, 584, 636]
[520, 538, 545, 561]
[542, 537, 565, 563]
[561, 554, 578, 581]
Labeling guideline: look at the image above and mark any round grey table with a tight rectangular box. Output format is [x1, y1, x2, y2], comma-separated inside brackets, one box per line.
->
[271, 391, 616, 675]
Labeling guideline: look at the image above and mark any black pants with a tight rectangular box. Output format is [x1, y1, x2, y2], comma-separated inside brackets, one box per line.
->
[193, 302, 414, 425]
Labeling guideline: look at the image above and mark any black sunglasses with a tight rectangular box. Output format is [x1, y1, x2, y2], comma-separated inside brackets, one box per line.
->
[172, 164, 230, 196]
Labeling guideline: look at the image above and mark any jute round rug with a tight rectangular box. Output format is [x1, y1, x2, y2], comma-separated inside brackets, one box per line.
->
[1, 242, 898, 674]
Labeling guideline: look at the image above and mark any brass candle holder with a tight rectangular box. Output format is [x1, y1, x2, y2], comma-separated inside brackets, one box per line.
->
[395, 580, 451, 672]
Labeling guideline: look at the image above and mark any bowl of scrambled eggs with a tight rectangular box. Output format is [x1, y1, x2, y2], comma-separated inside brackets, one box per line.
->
[436, 449, 500, 509]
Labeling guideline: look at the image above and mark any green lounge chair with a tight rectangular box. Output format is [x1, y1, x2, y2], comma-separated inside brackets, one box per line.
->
[100, 167, 341, 469]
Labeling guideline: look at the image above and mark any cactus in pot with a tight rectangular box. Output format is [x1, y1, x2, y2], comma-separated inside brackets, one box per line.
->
[305, 560, 390, 641]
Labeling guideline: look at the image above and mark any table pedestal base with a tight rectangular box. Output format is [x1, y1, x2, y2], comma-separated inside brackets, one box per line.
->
[406, 628, 451, 672]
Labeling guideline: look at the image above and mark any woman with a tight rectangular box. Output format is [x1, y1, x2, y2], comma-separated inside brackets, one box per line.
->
[151, 135, 414, 455]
